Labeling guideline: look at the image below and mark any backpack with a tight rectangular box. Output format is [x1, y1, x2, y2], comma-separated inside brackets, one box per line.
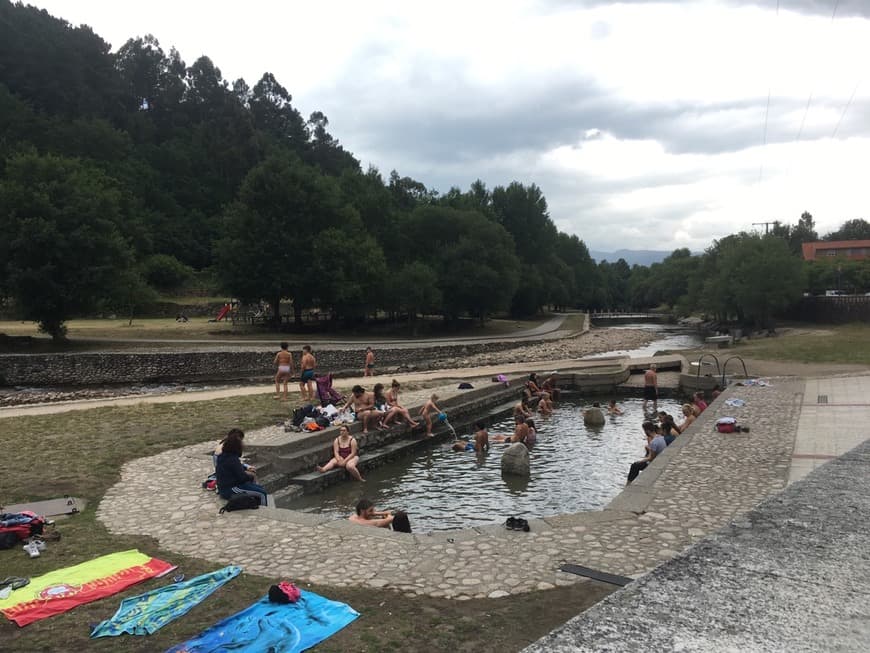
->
[219, 496, 260, 513]
[0, 511, 45, 549]
[292, 404, 318, 427]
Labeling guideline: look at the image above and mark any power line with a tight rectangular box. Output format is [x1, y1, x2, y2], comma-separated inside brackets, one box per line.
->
[794, 0, 840, 142]
[758, 0, 779, 184]
[831, 79, 861, 139]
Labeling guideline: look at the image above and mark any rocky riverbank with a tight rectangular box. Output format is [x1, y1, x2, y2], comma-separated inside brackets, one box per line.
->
[0, 327, 658, 407]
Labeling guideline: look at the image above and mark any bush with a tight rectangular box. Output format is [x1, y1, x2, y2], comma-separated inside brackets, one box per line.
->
[141, 254, 194, 291]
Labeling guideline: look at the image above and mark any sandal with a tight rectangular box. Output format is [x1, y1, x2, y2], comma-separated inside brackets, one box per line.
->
[0, 577, 30, 590]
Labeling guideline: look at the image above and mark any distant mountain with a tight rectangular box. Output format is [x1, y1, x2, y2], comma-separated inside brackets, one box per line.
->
[589, 249, 672, 266]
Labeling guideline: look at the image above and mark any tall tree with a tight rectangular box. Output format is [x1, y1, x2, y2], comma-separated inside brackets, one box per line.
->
[214, 155, 373, 324]
[824, 218, 870, 242]
[0, 152, 136, 338]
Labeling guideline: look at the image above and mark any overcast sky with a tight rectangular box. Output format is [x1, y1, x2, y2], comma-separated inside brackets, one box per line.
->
[28, 0, 870, 252]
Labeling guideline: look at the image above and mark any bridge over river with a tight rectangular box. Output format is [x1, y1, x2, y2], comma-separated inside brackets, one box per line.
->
[590, 313, 674, 325]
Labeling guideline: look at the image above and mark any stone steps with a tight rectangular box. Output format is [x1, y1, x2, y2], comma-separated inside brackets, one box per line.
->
[246, 381, 524, 499]
[287, 429, 454, 492]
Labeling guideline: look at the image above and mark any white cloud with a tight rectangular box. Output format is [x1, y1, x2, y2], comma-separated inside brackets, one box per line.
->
[25, 0, 870, 252]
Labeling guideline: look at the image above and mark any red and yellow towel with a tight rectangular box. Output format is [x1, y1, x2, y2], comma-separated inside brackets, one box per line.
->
[0, 549, 172, 627]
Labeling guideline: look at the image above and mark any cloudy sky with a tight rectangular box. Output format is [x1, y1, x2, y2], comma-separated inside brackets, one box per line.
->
[28, 0, 870, 252]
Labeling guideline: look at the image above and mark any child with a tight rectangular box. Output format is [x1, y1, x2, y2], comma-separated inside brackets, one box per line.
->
[364, 347, 375, 377]
[420, 394, 442, 437]
[607, 399, 623, 416]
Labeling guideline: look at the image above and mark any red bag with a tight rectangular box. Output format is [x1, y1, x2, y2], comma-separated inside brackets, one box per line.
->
[717, 422, 736, 433]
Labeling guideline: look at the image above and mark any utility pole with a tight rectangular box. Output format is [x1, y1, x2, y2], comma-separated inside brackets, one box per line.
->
[752, 221, 777, 235]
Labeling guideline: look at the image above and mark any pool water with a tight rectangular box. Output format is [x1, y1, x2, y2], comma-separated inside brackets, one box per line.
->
[288, 395, 686, 532]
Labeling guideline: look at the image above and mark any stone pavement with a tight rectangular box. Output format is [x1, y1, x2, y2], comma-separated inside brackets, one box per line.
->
[789, 374, 870, 484]
[96, 370, 828, 601]
[524, 438, 870, 652]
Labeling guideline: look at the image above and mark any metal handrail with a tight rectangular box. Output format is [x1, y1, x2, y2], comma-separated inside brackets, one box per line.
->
[694, 353, 721, 380]
[721, 356, 749, 386]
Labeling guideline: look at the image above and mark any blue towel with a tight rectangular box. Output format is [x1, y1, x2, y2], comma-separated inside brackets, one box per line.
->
[91, 566, 241, 637]
[165, 590, 359, 653]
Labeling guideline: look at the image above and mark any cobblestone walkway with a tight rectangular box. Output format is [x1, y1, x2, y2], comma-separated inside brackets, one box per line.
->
[98, 376, 804, 599]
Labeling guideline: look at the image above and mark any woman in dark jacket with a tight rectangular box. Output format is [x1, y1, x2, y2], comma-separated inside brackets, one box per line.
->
[215, 431, 268, 506]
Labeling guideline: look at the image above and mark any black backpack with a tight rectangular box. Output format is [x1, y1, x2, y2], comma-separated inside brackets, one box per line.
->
[219, 496, 260, 513]
[292, 404, 318, 427]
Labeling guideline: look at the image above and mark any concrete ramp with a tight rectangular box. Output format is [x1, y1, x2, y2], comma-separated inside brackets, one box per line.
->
[524, 439, 870, 652]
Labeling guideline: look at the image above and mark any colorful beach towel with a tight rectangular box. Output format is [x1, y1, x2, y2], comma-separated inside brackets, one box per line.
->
[0, 549, 172, 627]
[166, 590, 359, 653]
[91, 566, 241, 638]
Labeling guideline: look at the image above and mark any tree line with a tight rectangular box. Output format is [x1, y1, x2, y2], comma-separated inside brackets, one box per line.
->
[0, 2, 867, 338]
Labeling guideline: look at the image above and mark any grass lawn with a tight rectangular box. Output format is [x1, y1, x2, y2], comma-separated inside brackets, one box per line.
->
[727, 322, 870, 366]
[1, 395, 611, 652]
[0, 315, 554, 348]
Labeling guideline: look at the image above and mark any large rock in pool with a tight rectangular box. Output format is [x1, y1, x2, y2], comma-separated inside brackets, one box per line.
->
[584, 407, 605, 426]
[501, 442, 530, 476]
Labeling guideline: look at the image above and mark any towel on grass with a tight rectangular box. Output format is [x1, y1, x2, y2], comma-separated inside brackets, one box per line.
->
[165, 590, 359, 653]
[0, 550, 173, 627]
[91, 566, 241, 637]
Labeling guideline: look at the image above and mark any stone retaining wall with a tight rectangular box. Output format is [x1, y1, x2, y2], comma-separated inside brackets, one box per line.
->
[0, 341, 523, 387]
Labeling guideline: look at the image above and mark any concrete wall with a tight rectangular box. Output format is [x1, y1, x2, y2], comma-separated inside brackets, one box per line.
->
[0, 341, 522, 387]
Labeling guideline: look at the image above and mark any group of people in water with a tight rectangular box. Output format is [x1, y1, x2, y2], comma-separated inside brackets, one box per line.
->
[228, 351, 724, 529]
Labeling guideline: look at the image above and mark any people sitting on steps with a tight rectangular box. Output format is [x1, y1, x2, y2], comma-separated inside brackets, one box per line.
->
[316, 425, 364, 482]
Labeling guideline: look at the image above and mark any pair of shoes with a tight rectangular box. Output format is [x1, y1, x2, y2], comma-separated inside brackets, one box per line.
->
[22, 542, 40, 558]
[0, 577, 30, 591]
[26, 538, 46, 552]
[504, 517, 530, 532]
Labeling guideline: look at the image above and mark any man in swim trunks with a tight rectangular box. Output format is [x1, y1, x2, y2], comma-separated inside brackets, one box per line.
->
[643, 363, 658, 413]
[342, 385, 382, 433]
[299, 345, 317, 402]
[349, 498, 394, 528]
[364, 347, 375, 377]
[273, 342, 295, 401]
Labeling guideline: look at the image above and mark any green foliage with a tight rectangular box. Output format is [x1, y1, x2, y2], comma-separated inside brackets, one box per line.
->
[214, 155, 377, 321]
[699, 233, 805, 326]
[405, 206, 520, 321]
[0, 152, 136, 338]
[141, 253, 194, 291]
[823, 218, 870, 242]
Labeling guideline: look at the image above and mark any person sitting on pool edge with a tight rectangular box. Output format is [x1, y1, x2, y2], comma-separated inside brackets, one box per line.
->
[316, 425, 364, 481]
[626, 421, 666, 485]
[342, 385, 383, 434]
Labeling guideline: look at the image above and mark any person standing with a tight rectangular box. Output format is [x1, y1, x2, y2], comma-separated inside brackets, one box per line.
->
[273, 342, 295, 401]
[364, 347, 375, 377]
[643, 363, 658, 413]
[299, 345, 317, 402]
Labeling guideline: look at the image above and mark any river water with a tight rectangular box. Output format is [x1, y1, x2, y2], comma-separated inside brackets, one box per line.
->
[585, 324, 703, 359]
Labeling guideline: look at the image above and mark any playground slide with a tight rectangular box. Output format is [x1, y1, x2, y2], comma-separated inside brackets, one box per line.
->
[215, 305, 231, 321]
